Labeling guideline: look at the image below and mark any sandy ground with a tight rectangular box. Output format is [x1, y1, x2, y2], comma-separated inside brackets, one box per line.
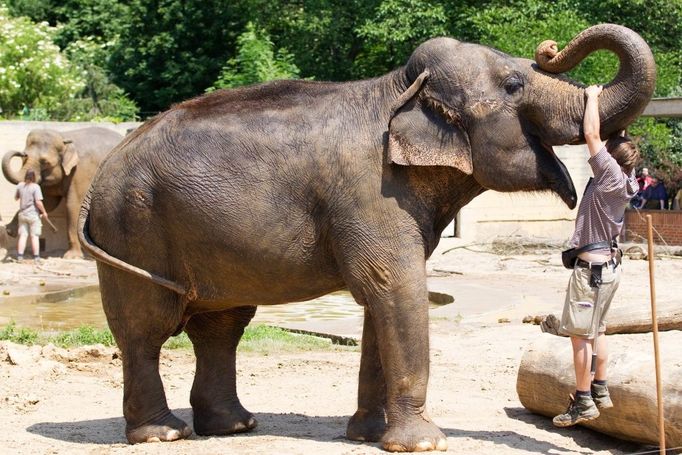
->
[0, 237, 680, 454]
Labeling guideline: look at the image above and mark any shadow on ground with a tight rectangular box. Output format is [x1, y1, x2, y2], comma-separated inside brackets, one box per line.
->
[27, 406, 646, 453]
[504, 406, 644, 453]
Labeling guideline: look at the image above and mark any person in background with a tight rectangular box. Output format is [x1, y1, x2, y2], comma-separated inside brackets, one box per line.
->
[673, 187, 682, 210]
[544, 85, 639, 427]
[638, 177, 667, 210]
[14, 169, 49, 262]
[631, 167, 653, 208]
[636, 167, 653, 192]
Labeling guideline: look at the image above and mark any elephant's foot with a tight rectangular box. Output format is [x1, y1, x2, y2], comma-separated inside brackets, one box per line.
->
[381, 417, 447, 452]
[63, 248, 83, 259]
[126, 412, 192, 444]
[193, 402, 257, 436]
[346, 408, 386, 442]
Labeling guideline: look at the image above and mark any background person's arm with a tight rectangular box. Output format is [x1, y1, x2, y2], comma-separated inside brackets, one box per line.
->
[35, 199, 48, 218]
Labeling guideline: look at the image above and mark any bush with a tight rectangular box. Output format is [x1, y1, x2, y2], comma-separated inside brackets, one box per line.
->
[0, 5, 84, 118]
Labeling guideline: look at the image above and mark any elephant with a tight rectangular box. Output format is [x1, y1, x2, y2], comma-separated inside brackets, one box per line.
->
[2, 127, 123, 258]
[78, 24, 654, 451]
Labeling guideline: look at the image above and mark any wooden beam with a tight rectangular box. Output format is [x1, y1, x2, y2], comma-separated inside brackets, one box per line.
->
[642, 98, 682, 118]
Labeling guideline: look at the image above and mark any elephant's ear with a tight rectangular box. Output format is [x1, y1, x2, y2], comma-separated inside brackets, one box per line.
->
[387, 71, 472, 174]
[61, 141, 79, 176]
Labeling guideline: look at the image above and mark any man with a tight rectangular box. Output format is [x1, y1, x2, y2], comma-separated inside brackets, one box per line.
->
[639, 177, 667, 209]
[15, 169, 49, 262]
[543, 85, 639, 427]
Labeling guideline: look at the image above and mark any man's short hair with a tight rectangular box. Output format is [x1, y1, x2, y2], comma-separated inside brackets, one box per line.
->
[606, 135, 639, 174]
[24, 169, 36, 183]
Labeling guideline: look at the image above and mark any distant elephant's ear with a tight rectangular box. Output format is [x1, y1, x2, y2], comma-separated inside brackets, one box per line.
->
[387, 71, 472, 174]
[61, 142, 79, 175]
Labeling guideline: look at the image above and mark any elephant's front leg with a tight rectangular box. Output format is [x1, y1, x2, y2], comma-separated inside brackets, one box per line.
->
[63, 191, 83, 259]
[348, 263, 447, 452]
[346, 307, 387, 442]
[184, 306, 258, 435]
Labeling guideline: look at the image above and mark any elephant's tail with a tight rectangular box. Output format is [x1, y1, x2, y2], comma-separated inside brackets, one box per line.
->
[78, 190, 187, 295]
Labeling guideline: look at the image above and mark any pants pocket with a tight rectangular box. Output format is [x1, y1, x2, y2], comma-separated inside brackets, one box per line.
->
[566, 300, 595, 336]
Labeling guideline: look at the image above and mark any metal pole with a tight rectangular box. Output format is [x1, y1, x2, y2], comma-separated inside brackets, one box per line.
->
[646, 214, 665, 454]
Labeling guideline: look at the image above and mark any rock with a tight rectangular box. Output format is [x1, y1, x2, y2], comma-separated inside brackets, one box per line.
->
[498, 317, 511, 324]
[6, 345, 38, 366]
[522, 315, 533, 324]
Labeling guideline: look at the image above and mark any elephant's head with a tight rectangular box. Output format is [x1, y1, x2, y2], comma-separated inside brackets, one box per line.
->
[388, 24, 656, 209]
[2, 129, 79, 187]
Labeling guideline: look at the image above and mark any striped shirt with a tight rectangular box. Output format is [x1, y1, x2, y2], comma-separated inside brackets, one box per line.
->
[570, 147, 638, 252]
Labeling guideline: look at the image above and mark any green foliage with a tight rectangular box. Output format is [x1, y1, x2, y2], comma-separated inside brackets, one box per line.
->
[6, 0, 130, 49]
[239, 325, 336, 353]
[209, 22, 300, 90]
[107, 0, 250, 114]
[0, 323, 348, 353]
[50, 325, 116, 348]
[354, 0, 448, 77]
[0, 321, 39, 345]
[631, 117, 682, 191]
[0, 5, 84, 118]
[61, 38, 138, 121]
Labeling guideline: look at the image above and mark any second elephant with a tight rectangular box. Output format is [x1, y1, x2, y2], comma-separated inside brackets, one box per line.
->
[2, 127, 123, 258]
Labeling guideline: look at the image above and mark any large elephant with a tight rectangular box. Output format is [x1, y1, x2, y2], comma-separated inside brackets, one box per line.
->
[2, 127, 123, 258]
[78, 24, 654, 451]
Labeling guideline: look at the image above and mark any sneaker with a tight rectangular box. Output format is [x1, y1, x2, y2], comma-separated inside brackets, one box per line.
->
[591, 383, 614, 409]
[541, 314, 561, 335]
[15, 255, 23, 262]
[552, 394, 600, 427]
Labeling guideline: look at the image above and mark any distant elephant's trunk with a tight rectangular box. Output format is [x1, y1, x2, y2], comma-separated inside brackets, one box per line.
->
[528, 24, 656, 145]
[2, 151, 24, 184]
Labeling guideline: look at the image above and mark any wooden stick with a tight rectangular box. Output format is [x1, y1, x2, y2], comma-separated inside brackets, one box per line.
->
[646, 214, 665, 453]
[42, 216, 58, 233]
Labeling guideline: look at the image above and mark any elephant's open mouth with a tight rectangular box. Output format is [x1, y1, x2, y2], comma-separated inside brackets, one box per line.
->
[539, 140, 577, 209]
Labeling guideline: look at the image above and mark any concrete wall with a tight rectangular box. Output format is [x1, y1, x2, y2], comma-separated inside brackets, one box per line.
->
[448, 145, 592, 243]
[0, 121, 140, 255]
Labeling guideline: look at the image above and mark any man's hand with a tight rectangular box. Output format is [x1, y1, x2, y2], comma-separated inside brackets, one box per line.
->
[585, 84, 603, 98]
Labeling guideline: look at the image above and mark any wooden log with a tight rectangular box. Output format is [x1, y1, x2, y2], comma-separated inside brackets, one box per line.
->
[516, 332, 682, 447]
[605, 300, 682, 334]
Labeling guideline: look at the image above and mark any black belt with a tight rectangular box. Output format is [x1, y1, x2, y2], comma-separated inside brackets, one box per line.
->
[575, 257, 620, 269]
[575, 256, 620, 288]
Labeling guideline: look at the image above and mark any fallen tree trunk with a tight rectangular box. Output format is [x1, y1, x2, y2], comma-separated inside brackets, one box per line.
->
[517, 331, 682, 447]
[605, 300, 682, 334]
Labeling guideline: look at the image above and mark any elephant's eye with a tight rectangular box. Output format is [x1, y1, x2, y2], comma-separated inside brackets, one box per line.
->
[504, 76, 524, 95]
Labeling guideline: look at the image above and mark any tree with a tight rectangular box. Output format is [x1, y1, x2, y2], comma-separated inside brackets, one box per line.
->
[59, 38, 138, 121]
[0, 5, 84, 118]
[353, 0, 449, 77]
[209, 22, 300, 90]
[108, 0, 250, 114]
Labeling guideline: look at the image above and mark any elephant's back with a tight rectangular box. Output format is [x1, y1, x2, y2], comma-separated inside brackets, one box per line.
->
[65, 127, 124, 158]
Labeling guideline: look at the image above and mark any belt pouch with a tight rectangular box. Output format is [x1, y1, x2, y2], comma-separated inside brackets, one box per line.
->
[589, 264, 603, 288]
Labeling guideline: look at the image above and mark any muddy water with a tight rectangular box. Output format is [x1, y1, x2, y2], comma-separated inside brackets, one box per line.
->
[0, 287, 364, 331]
[0, 287, 452, 331]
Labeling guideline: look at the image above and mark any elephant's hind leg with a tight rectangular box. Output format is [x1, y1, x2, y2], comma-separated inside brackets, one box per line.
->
[347, 307, 387, 442]
[185, 305, 258, 436]
[98, 265, 192, 444]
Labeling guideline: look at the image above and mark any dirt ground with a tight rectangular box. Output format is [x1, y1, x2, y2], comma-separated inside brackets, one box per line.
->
[0, 237, 680, 454]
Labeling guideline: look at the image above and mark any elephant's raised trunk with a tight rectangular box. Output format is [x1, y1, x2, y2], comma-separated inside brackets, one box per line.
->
[2, 151, 24, 184]
[529, 24, 656, 145]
